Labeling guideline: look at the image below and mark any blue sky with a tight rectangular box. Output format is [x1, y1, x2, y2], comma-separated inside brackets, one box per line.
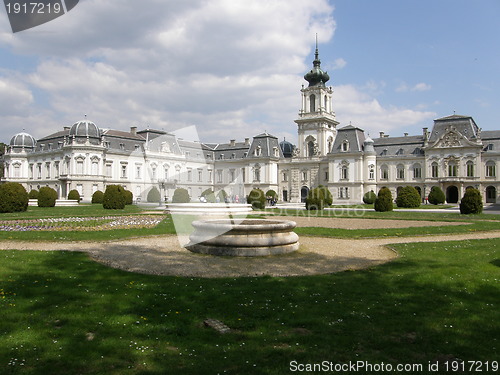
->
[0, 0, 499, 143]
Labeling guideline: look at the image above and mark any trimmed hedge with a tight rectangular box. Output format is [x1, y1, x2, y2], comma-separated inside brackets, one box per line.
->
[147, 187, 161, 203]
[103, 185, 126, 209]
[0, 182, 28, 213]
[28, 189, 39, 199]
[428, 186, 445, 205]
[266, 190, 277, 199]
[396, 186, 421, 208]
[460, 188, 483, 214]
[91, 190, 104, 204]
[363, 190, 377, 204]
[247, 188, 266, 209]
[38, 186, 58, 208]
[201, 188, 216, 203]
[67, 189, 81, 201]
[318, 185, 332, 206]
[172, 188, 190, 203]
[374, 187, 393, 212]
[123, 189, 133, 205]
[305, 187, 325, 210]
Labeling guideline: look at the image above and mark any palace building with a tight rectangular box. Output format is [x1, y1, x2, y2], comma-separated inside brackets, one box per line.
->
[3, 47, 500, 204]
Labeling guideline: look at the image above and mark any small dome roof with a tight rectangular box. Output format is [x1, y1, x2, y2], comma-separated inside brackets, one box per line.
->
[304, 47, 330, 87]
[279, 139, 294, 158]
[10, 132, 36, 148]
[69, 119, 100, 138]
[364, 135, 374, 144]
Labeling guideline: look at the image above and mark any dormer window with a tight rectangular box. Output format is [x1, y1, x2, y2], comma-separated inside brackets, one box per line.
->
[273, 147, 279, 157]
[219, 154, 224, 160]
[488, 144, 494, 151]
[119, 143, 125, 150]
[341, 141, 349, 152]
[398, 148, 404, 155]
[255, 146, 262, 157]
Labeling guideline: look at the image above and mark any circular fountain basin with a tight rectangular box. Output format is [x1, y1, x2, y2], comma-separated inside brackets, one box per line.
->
[186, 219, 299, 256]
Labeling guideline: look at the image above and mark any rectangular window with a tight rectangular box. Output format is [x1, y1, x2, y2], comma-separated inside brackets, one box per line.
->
[283, 172, 288, 182]
[217, 170, 223, 183]
[121, 165, 127, 178]
[242, 168, 245, 183]
[369, 168, 374, 180]
[302, 171, 307, 181]
[198, 169, 203, 182]
[187, 168, 192, 182]
[136, 166, 141, 179]
[324, 171, 329, 181]
[229, 169, 235, 182]
[55, 162, 60, 178]
[106, 164, 112, 178]
[397, 168, 405, 179]
[381, 168, 388, 180]
[46, 163, 51, 178]
[76, 161, 84, 175]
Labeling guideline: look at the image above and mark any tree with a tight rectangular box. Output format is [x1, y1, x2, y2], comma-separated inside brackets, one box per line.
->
[217, 189, 228, 203]
[147, 187, 161, 203]
[428, 186, 446, 205]
[0, 182, 28, 213]
[172, 188, 190, 203]
[396, 186, 421, 208]
[103, 185, 126, 209]
[123, 189, 133, 205]
[91, 190, 104, 204]
[38, 186, 58, 207]
[247, 188, 266, 209]
[460, 188, 483, 214]
[67, 189, 81, 201]
[363, 190, 377, 204]
[374, 187, 393, 212]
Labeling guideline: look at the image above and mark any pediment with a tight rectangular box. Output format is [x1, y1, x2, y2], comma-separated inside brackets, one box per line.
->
[428, 127, 480, 149]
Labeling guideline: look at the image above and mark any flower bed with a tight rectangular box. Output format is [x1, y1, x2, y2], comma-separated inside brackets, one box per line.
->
[0, 215, 164, 232]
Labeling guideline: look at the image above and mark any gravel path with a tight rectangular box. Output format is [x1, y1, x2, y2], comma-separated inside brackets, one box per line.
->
[1, 216, 499, 278]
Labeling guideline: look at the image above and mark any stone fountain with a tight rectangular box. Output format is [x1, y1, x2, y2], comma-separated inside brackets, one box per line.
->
[185, 218, 299, 256]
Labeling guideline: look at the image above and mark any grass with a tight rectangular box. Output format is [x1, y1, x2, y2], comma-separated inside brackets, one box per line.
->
[0, 238, 498, 374]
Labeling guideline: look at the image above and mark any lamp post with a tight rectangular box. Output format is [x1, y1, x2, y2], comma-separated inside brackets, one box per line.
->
[158, 178, 165, 206]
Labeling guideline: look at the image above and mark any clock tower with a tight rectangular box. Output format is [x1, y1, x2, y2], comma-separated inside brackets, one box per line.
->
[295, 42, 338, 157]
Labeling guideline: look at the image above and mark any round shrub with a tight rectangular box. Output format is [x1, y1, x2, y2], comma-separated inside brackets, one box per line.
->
[396, 186, 421, 208]
[318, 185, 333, 206]
[201, 188, 216, 203]
[91, 190, 104, 204]
[147, 187, 161, 203]
[217, 189, 228, 203]
[0, 182, 28, 213]
[428, 186, 445, 205]
[363, 190, 377, 204]
[28, 189, 39, 199]
[460, 188, 483, 214]
[38, 186, 58, 208]
[67, 189, 80, 201]
[305, 187, 325, 210]
[172, 188, 190, 203]
[123, 189, 133, 205]
[266, 189, 277, 199]
[103, 185, 126, 209]
[374, 187, 393, 212]
[247, 188, 266, 209]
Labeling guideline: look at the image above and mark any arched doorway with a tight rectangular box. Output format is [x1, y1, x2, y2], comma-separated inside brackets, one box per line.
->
[486, 186, 496, 203]
[446, 186, 459, 203]
[301, 186, 309, 203]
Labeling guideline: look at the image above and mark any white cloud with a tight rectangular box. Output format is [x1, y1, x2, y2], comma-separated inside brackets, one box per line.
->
[396, 82, 432, 92]
[0, 77, 33, 116]
[333, 84, 436, 135]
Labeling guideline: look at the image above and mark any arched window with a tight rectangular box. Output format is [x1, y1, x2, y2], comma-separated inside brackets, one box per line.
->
[310, 94, 316, 112]
[466, 161, 474, 177]
[413, 163, 422, 179]
[324, 95, 328, 111]
[341, 141, 349, 152]
[431, 162, 438, 178]
[380, 165, 389, 180]
[254, 164, 261, 182]
[486, 161, 496, 177]
[341, 166, 348, 180]
[308, 141, 315, 157]
[396, 164, 405, 180]
[368, 165, 375, 180]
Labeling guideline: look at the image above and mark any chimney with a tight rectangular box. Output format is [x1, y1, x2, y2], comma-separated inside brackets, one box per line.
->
[423, 127, 429, 140]
[379, 131, 384, 138]
[244, 138, 250, 145]
[130, 126, 137, 135]
[230, 139, 236, 147]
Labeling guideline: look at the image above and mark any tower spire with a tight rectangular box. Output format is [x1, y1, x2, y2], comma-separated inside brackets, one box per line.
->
[304, 36, 329, 87]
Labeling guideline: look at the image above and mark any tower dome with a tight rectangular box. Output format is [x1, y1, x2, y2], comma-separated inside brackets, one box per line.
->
[304, 45, 330, 87]
[9, 132, 36, 150]
[69, 118, 101, 139]
[279, 139, 295, 158]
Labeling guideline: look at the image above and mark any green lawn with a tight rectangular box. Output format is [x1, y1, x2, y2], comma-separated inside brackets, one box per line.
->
[0, 238, 498, 374]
